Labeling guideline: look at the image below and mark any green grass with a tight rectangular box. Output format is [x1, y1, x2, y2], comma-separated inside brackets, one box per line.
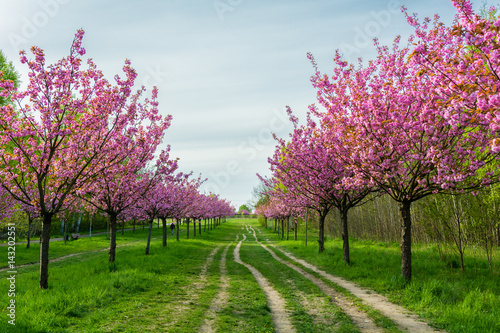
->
[0, 220, 278, 332]
[0, 221, 148, 244]
[239, 226, 359, 333]
[0, 225, 187, 269]
[208, 221, 275, 332]
[259, 222, 500, 333]
[253, 231, 402, 332]
[215, 243, 274, 332]
[2, 218, 496, 332]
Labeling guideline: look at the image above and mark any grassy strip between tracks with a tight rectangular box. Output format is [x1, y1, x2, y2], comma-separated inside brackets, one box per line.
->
[256, 219, 500, 333]
[3, 217, 497, 332]
[242, 222, 401, 333]
[0, 225, 188, 269]
[0, 220, 272, 332]
[239, 228, 360, 333]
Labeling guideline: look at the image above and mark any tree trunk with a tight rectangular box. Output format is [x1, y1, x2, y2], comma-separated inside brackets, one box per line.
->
[199, 220, 202, 234]
[76, 213, 82, 233]
[162, 217, 167, 247]
[176, 218, 180, 241]
[109, 213, 117, 262]
[399, 200, 412, 281]
[186, 219, 190, 239]
[40, 213, 53, 289]
[294, 218, 297, 241]
[318, 213, 325, 253]
[64, 217, 68, 245]
[27, 216, 33, 249]
[89, 215, 93, 238]
[281, 219, 285, 240]
[193, 220, 196, 237]
[459, 248, 465, 272]
[340, 208, 350, 264]
[145, 218, 154, 255]
[305, 209, 308, 246]
[265, 217, 268, 229]
[286, 217, 289, 240]
[451, 196, 466, 272]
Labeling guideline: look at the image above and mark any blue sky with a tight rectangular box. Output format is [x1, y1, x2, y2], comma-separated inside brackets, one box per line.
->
[0, 0, 492, 209]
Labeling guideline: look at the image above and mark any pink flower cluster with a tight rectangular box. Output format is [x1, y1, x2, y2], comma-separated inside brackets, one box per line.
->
[0, 29, 234, 287]
[261, 0, 500, 278]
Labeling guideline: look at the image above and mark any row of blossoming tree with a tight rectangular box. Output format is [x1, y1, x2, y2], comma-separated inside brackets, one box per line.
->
[258, 0, 500, 281]
[0, 30, 234, 289]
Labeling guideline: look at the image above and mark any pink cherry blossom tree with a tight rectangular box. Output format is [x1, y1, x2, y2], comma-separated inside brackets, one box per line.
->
[311, 23, 500, 279]
[156, 172, 192, 246]
[181, 177, 205, 239]
[0, 187, 17, 222]
[405, 0, 500, 152]
[168, 175, 204, 241]
[133, 151, 179, 255]
[267, 109, 373, 261]
[79, 91, 172, 262]
[0, 29, 160, 288]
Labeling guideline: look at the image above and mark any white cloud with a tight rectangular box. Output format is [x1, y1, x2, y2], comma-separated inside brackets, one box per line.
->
[1, 0, 494, 206]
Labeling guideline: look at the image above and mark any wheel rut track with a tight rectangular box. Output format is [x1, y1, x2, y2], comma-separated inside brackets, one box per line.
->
[165, 246, 221, 330]
[198, 238, 235, 333]
[247, 225, 381, 333]
[234, 232, 296, 333]
[258, 225, 444, 333]
[0, 238, 162, 272]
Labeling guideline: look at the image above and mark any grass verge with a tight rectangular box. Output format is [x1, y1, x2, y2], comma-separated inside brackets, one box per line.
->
[257, 220, 500, 333]
[0, 225, 189, 269]
[0, 220, 277, 332]
[240, 223, 360, 333]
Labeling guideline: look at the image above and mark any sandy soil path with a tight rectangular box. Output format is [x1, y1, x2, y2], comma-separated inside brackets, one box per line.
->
[269, 242, 443, 333]
[0, 238, 161, 272]
[248, 225, 381, 333]
[198, 239, 235, 333]
[234, 233, 296, 333]
[162, 246, 221, 331]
